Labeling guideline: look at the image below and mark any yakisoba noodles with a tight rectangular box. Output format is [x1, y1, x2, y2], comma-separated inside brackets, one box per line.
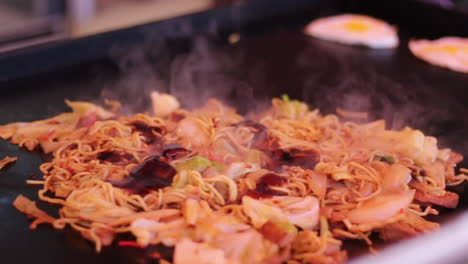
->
[2, 93, 467, 264]
[0, 156, 17, 169]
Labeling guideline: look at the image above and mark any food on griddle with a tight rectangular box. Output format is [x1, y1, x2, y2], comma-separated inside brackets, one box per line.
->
[409, 37, 468, 73]
[0, 156, 17, 169]
[2, 93, 467, 264]
[304, 14, 399, 49]
[13, 195, 55, 228]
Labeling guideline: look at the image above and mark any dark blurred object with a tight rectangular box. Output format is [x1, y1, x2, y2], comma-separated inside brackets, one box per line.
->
[417, 0, 468, 13]
[213, 0, 249, 7]
[0, 0, 66, 53]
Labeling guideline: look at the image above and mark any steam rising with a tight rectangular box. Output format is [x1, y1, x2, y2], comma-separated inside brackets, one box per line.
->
[101, 26, 468, 158]
[101, 33, 259, 114]
[168, 37, 251, 108]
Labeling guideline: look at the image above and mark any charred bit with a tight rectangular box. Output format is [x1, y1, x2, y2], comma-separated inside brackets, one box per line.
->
[115, 155, 176, 195]
[162, 147, 192, 162]
[98, 151, 135, 164]
[247, 173, 287, 199]
[269, 149, 320, 170]
[131, 121, 163, 145]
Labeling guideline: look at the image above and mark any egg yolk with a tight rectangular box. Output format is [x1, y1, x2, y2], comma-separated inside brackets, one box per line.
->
[343, 20, 369, 32]
[424, 45, 468, 54]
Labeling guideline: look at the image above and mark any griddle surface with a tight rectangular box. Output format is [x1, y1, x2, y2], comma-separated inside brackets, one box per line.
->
[1, 21, 468, 264]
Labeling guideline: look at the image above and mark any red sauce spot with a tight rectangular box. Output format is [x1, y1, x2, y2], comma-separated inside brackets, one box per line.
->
[118, 240, 142, 248]
[29, 173, 41, 180]
[146, 244, 174, 261]
[212, 117, 220, 128]
[162, 147, 191, 162]
[117, 155, 176, 195]
[269, 149, 320, 170]
[131, 121, 163, 145]
[247, 173, 287, 199]
[46, 120, 61, 125]
[149, 252, 162, 259]
[66, 165, 76, 174]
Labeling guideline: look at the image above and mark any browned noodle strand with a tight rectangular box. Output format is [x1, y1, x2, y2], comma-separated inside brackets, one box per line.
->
[3, 95, 467, 264]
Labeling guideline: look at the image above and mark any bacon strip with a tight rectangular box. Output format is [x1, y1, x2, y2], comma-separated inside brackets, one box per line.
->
[414, 190, 459, 208]
[380, 213, 439, 241]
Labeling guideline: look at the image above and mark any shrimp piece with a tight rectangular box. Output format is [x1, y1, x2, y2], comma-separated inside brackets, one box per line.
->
[346, 190, 415, 224]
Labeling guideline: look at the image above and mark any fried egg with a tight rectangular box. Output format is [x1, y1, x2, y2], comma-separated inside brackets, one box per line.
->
[409, 37, 468, 73]
[305, 14, 399, 49]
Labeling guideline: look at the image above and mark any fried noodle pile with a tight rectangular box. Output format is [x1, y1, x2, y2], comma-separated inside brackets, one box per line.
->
[1, 93, 467, 264]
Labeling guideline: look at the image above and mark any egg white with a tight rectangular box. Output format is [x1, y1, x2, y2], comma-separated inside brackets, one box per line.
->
[305, 14, 399, 49]
[409, 37, 468, 73]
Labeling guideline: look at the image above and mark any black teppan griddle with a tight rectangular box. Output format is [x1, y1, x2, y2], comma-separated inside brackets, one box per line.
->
[1, 0, 468, 263]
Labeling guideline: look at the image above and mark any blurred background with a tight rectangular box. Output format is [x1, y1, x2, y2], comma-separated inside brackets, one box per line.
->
[0, 0, 467, 53]
[0, 0, 246, 52]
